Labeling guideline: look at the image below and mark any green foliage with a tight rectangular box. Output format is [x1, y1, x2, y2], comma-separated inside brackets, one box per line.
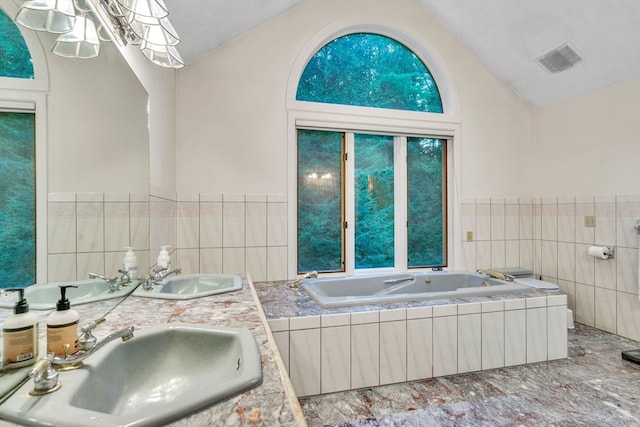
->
[297, 33, 442, 113]
[407, 138, 445, 267]
[297, 130, 344, 272]
[0, 10, 34, 79]
[354, 134, 394, 269]
[0, 112, 36, 288]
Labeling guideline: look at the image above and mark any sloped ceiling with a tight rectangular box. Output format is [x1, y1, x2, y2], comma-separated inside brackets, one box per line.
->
[164, 0, 640, 107]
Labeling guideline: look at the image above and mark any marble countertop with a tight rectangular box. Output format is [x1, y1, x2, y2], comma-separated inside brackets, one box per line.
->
[0, 277, 306, 427]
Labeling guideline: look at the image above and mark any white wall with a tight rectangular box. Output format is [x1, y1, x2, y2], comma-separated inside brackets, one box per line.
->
[534, 75, 640, 197]
[42, 35, 149, 193]
[175, 0, 534, 198]
[117, 42, 177, 194]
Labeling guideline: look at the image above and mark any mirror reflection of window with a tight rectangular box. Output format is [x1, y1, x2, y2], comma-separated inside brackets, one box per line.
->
[0, 9, 34, 79]
[1, 9, 36, 287]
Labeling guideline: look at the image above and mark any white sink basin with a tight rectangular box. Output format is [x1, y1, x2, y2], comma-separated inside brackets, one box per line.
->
[133, 274, 242, 300]
[0, 323, 263, 427]
[0, 280, 138, 310]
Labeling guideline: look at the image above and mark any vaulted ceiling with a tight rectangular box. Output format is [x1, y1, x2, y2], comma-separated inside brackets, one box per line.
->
[163, 0, 640, 107]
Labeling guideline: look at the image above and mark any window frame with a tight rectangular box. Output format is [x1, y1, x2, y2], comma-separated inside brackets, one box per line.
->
[288, 107, 460, 278]
[0, 1, 50, 284]
[295, 124, 452, 276]
[287, 25, 462, 279]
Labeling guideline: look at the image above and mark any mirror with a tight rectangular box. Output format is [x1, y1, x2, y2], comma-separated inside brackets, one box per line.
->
[0, 1, 150, 320]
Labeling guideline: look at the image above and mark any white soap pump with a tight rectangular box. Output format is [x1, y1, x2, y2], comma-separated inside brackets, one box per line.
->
[156, 245, 171, 269]
[123, 247, 138, 280]
[2, 288, 39, 368]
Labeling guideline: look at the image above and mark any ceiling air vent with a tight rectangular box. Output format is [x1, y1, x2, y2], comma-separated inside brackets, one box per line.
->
[537, 43, 582, 73]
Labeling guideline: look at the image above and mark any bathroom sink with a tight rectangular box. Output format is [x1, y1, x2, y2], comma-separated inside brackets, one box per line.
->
[133, 274, 242, 300]
[0, 323, 263, 427]
[0, 279, 138, 310]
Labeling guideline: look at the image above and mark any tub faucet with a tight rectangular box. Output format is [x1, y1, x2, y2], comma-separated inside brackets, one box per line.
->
[290, 270, 318, 289]
[477, 269, 513, 282]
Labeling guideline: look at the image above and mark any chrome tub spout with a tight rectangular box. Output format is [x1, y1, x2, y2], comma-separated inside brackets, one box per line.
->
[290, 270, 318, 289]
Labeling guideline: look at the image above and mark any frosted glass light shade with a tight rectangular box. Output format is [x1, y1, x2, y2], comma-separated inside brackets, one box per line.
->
[129, 16, 179, 45]
[116, 0, 168, 18]
[140, 41, 183, 68]
[52, 14, 100, 58]
[16, 0, 76, 33]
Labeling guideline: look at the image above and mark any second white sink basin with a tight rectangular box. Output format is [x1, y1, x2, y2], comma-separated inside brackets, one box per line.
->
[133, 274, 242, 300]
[0, 323, 263, 426]
[0, 279, 137, 310]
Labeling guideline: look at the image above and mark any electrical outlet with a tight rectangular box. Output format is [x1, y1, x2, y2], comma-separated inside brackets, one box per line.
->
[584, 216, 596, 228]
[466, 231, 473, 242]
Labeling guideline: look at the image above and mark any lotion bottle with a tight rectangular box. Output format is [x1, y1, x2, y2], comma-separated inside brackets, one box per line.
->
[46, 285, 79, 357]
[156, 245, 171, 269]
[123, 247, 138, 280]
[2, 288, 39, 368]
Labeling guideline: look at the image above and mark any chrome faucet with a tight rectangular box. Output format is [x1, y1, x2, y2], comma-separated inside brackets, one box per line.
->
[140, 266, 182, 291]
[477, 269, 513, 282]
[89, 269, 130, 292]
[51, 324, 135, 369]
[290, 270, 318, 289]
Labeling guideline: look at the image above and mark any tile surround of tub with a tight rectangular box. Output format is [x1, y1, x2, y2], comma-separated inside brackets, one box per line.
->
[266, 295, 568, 398]
[460, 194, 640, 342]
[46, 190, 640, 345]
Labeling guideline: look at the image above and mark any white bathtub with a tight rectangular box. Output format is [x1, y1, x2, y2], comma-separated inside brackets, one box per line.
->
[300, 270, 533, 308]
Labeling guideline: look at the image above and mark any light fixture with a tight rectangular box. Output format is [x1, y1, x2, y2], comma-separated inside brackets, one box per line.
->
[15, 0, 76, 33]
[15, 0, 184, 68]
[52, 13, 100, 58]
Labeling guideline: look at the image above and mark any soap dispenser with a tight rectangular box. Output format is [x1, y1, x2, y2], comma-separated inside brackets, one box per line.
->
[2, 288, 39, 368]
[123, 246, 138, 280]
[46, 285, 79, 357]
[157, 245, 171, 269]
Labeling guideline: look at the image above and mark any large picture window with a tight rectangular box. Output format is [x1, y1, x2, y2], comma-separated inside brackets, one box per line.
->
[297, 129, 446, 273]
[295, 32, 447, 274]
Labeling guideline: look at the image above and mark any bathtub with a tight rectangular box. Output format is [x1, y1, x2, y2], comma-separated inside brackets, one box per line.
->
[299, 270, 534, 308]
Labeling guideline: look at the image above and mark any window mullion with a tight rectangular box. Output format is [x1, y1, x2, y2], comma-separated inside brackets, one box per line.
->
[395, 136, 408, 272]
[344, 132, 355, 275]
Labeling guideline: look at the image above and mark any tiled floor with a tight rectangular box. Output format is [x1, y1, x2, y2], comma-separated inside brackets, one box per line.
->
[300, 324, 640, 426]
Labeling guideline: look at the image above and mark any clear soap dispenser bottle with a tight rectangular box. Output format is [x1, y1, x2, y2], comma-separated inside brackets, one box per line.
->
[2, 288, 39, 368]
[46, 285, 79, 357]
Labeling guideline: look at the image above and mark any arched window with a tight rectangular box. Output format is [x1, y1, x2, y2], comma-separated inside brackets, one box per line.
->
[1, 8, 36, 287]
[296, 33, 442, 113]
[294, 33, 447, 274]
[0, 9, 34, 79]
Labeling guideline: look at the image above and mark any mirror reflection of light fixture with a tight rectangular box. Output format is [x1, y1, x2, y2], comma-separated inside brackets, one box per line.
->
[15, 0, 184, 68]
[15, 0, 76, 33]
[52, 13, 100, 58]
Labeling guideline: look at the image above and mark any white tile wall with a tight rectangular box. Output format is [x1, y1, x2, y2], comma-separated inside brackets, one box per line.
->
[47, 192, 150, 282]
[481, 301, 505, 370]
[271, 296, 567, 397]
[171, 193, 288, 281]
[460, 195, 640, 342]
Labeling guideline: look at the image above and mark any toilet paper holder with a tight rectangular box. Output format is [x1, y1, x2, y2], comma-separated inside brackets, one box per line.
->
[588, 245, 615, 259]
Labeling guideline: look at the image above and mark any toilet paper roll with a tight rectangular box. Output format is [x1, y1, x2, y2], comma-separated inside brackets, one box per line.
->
[588, 246, 610, 259]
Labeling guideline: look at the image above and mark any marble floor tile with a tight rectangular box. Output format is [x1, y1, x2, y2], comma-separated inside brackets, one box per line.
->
[300, 324, 640, 426]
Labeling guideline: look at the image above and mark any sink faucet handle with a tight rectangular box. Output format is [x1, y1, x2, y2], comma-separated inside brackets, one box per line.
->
[29, 354, 61, 395]
[79, 320, 98, 351]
